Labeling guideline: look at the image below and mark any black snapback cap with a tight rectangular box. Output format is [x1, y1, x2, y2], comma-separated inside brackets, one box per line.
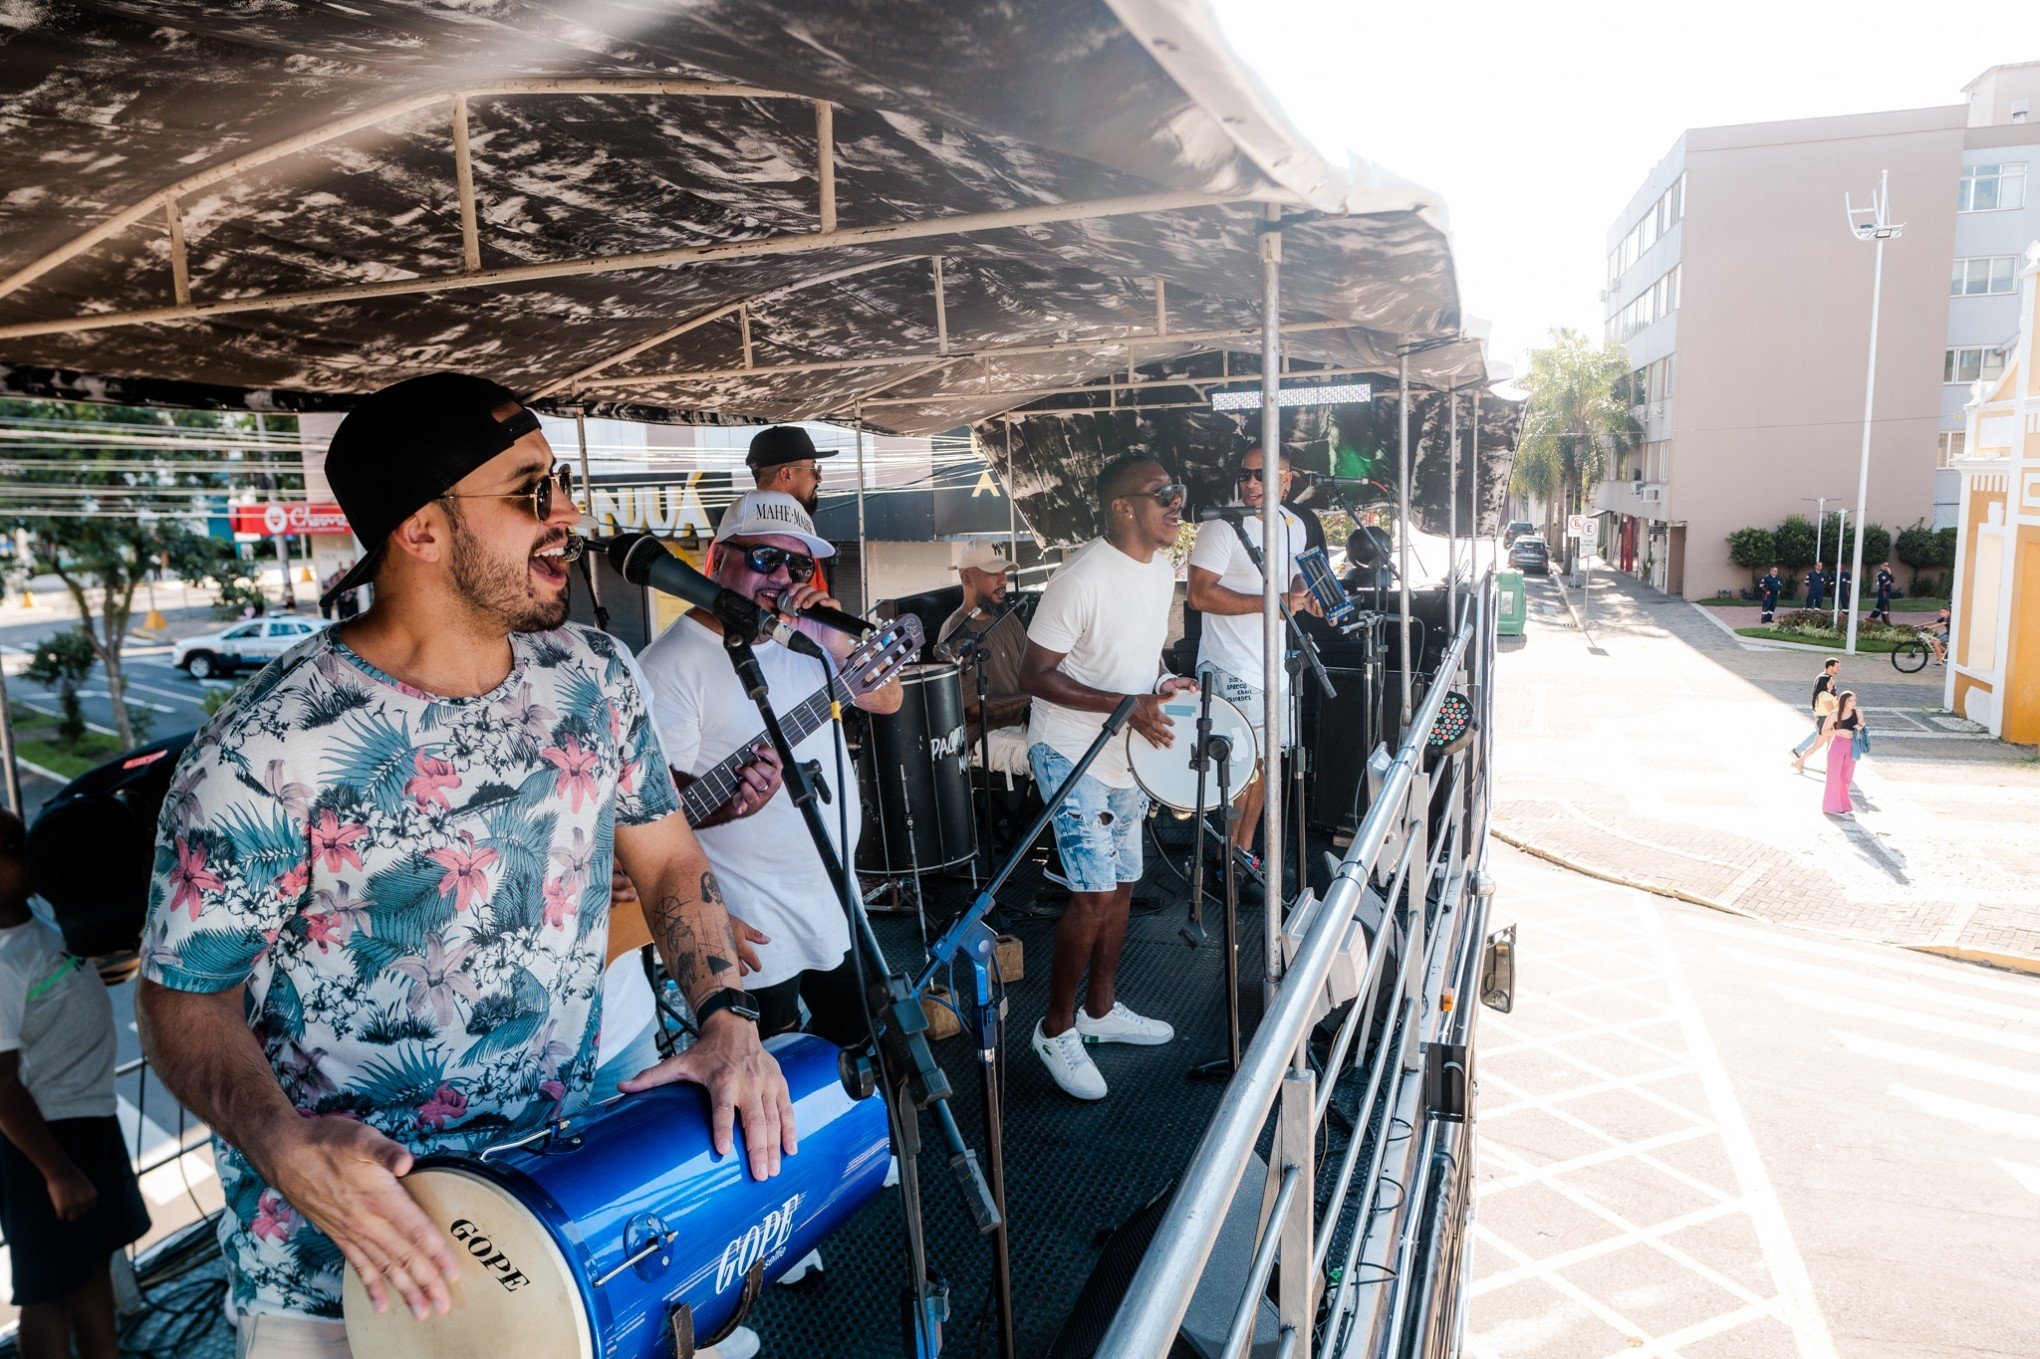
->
[318, 373, 542, 609]
[745, 424, 836, 470]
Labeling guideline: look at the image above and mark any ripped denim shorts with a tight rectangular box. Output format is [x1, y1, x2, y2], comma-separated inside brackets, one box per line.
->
[1028, 742, 1149, 893]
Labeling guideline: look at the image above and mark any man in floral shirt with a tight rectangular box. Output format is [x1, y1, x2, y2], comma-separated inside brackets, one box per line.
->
[136, 374, 792, 1359]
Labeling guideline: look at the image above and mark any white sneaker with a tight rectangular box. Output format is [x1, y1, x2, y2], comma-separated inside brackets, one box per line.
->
[1033, 1021, 1107, 1100]
[776, 1248, 823, 1286]
[883, 1154, 900, 1189]
[698, 1326, 761, 1359]
[1074, 1001, 1175, 1046]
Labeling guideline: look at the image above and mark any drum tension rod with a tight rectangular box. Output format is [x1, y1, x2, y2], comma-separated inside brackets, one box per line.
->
[592, 1228, 681, 1288]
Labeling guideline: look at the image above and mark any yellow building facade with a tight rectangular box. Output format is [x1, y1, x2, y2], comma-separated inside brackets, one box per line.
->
[1948, 242, 2040, 745]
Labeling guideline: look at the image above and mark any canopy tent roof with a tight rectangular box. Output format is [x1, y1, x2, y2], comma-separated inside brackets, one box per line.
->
[0, 0, 1492, 436]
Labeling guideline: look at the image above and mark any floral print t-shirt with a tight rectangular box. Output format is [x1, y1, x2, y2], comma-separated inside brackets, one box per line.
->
[139, 624, 679, 1320]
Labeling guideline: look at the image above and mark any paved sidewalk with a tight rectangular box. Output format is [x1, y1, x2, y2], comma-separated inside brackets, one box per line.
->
[1495, 563, 2040, 971]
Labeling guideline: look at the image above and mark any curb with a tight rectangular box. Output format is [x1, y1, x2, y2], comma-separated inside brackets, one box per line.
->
[1491, 825, 2040, 979]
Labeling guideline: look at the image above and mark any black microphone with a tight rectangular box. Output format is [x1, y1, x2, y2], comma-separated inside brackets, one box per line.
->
[775, 596, 872, 639]
[1197, 504, 1254, 522]
[1296, 472, 1394, 502]
[607, 533, 824, 658]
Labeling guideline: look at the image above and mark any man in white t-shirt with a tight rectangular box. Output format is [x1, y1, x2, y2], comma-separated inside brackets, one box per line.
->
[1186, 445, 1320, 871]
[636, 491, 903, 1049]
[1019, 456, 1197, 1100]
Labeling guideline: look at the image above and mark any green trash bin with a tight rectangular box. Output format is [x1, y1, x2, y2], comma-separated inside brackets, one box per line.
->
[1497, 570, 1526, 636]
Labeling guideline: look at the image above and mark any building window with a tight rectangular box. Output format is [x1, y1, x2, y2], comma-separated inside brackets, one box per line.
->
[1958, 162, 2028, 212]
[1943, 346, 2007, 384]
[1937, 431, 1967, 467]
[1951, 256, 2018, 296]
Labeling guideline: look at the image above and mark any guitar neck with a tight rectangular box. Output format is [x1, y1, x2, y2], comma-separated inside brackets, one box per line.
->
[680, 687, 836, 826]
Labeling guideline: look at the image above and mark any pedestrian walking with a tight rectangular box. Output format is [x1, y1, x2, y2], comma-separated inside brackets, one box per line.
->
[1791, 658, 1841, 766]
[1804, 561, 1829, 612]
[1869, 561, 1896, 623]
[1758, 563, 1783, 624]
[1822, 691, 1864, 815]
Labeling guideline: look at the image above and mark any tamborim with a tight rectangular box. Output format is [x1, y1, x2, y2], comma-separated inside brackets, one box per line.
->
[343, 1033, 888, 1359]
[1125, 692, 1259, 812]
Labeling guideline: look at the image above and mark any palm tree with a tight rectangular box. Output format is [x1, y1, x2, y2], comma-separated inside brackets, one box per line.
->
[1510, 329, 1643, 549]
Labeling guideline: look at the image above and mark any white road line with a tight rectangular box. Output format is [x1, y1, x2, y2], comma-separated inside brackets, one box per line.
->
[78, 688, 176, 714]
[117, 1095, 180, 1163]
[1722, 947, 2040, 1024]
[1993, 1159, 2040, 1199]
[1770, 985, 2040, 1057]
[13, 695, 120, 736]
[1684, 915, 2040, 1001]
[1643, 909, 1839, 1358]
[1889, 1085, 2040, 1141]
[1834, 1032, 2040, 1096]
[116, 678, 207, 705]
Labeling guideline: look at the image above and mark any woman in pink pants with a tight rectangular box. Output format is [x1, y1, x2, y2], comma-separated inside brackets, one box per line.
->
[1823, 691, 1863, 815]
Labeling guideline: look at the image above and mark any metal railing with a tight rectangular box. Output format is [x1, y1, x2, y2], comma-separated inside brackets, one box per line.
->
[1099, 574, 1499, 1359]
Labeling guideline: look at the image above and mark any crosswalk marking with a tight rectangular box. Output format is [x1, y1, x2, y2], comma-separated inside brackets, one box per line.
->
[1994, 1159, 2040, 1198]
[1723, 947, 2040, 1024]
[1685, 915, 2040, 1001]
[1889, 1085, 2040, 1142]
[1769, 985, 2040, 1056]
[1833, 1032, 2040, 1096]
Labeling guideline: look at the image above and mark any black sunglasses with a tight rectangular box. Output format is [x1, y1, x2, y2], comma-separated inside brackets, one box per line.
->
[1238, 466, 1287, 483]
[1120, 482, 1188, 509]
[742, 544, 818, 580]
[443, 464, 576, 522]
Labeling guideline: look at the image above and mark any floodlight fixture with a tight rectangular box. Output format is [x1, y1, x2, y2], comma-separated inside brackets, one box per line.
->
[1209, 382, 1371, 412]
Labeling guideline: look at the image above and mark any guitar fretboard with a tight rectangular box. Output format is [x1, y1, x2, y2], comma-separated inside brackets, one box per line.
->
[680, 687, 835, 826]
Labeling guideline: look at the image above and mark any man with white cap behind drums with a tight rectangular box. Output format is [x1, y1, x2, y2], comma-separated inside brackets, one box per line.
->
[936, 543, 1031, 778]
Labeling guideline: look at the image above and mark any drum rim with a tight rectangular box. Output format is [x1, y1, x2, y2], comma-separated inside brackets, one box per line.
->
[1125, 690, 1261, 812]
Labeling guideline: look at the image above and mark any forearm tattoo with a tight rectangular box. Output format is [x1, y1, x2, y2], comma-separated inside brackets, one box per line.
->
[652, 870, 740, 1004]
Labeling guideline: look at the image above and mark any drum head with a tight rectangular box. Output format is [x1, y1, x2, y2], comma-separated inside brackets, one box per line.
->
[1126, 692, 1259, 812]
[342, 1167, 592, 1359]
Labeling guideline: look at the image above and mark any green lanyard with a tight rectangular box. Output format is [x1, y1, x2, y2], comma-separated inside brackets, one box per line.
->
[27, 954, 86, 1005]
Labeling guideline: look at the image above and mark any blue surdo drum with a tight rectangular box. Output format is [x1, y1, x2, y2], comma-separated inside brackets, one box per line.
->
[342, 1034, 889, 1359]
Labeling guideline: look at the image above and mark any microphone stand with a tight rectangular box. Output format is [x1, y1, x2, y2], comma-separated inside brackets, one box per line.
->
[717, 626, 997, 1359]
[1179, 679, 1218, 948]
[910, 696, 1140, 1359]
[1188, 743, 1241, 1078]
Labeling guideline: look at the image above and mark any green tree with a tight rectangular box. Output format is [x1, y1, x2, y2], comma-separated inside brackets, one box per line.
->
[1726, 527, 1776, 588]
[1509, 329, 1643, 546]
[22, 628, 97, 746]
[1774, 515, 1817, 571]
[1894, 521, 1941, 593]
[0, 400, 301, 748]
[164, 533, 268, 621]
[1835, 521, 1892, 587]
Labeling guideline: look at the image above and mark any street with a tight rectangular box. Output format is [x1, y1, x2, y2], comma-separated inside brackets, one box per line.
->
[1470, 564, 2040, 1358]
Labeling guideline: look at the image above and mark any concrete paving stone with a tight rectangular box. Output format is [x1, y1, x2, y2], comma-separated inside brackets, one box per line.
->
[1483, 1104, 1627, 1165]
[1675, 1314, 1805, 1359]
[1471, 1177, 1627, 1263]
[1557, 1083, 1712, 1146]
[1550, 1237, 1751, 1340]
[1552, 1154, 1729, 1235]
[1465, 1275, 1638, 1359]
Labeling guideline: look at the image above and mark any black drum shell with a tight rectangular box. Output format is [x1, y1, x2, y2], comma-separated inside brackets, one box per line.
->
[859, 664, 976, 874]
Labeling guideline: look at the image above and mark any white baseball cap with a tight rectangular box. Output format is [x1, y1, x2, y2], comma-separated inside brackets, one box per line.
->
[958, 543, 1014, 573]
[714, 490, 835, 558]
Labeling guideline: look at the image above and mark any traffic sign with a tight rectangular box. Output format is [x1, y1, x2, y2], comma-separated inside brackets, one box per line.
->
[1567, 514, 1590, 539]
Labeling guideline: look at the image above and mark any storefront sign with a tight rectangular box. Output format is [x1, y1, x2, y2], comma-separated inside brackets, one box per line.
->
[230, 502, 351, 537]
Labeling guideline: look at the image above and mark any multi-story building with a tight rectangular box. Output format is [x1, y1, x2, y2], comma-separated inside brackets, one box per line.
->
[1595, 63, 2040, 600]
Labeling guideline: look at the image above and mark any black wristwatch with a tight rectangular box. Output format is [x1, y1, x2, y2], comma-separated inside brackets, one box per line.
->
[695, 988, 761, 1027]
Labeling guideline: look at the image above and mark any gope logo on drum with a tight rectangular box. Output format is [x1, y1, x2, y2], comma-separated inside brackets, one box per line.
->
[449, 1217, 532, 1292]
[714, 1194, 805, 1292]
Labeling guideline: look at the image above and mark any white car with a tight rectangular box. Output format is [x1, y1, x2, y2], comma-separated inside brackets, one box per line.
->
[172, 617, 326, 679]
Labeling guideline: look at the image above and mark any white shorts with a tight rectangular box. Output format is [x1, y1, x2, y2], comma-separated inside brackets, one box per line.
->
[1206, 667, 1292, 749]
[236, 1313, 353, 1359]
[969, 723, 1033, 780]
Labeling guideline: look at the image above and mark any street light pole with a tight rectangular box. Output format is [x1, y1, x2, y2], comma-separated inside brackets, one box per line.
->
[1801, 494, 1838, 605]
[1843, 170, 1902, 655]
[1831, 508, 1850, 627]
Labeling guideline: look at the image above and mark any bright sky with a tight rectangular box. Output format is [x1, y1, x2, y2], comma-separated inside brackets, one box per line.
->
[1207, 0, 2020, 379]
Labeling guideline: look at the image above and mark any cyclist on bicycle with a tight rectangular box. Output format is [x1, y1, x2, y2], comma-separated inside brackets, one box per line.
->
[1926, 608, 1950, 666]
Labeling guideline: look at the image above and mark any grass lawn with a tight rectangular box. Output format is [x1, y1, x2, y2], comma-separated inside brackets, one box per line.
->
[7, 701, 127, 780]
[1702, 596, 1950, 612]
[1734, 626, 1904, 653]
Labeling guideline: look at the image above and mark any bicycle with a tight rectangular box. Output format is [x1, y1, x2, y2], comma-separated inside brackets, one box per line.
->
[1891, 632, 1945, 673]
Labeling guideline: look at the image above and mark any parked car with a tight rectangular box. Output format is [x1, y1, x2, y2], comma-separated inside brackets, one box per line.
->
[1509, 536, 1552, 575]
[172, 616, 326, 679]
[1503, 520, 1536, 548]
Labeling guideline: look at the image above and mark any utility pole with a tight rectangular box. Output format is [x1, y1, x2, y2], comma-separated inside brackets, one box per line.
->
[1802, 495, 1838, 606]
[1843, 171, 1901, 654]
